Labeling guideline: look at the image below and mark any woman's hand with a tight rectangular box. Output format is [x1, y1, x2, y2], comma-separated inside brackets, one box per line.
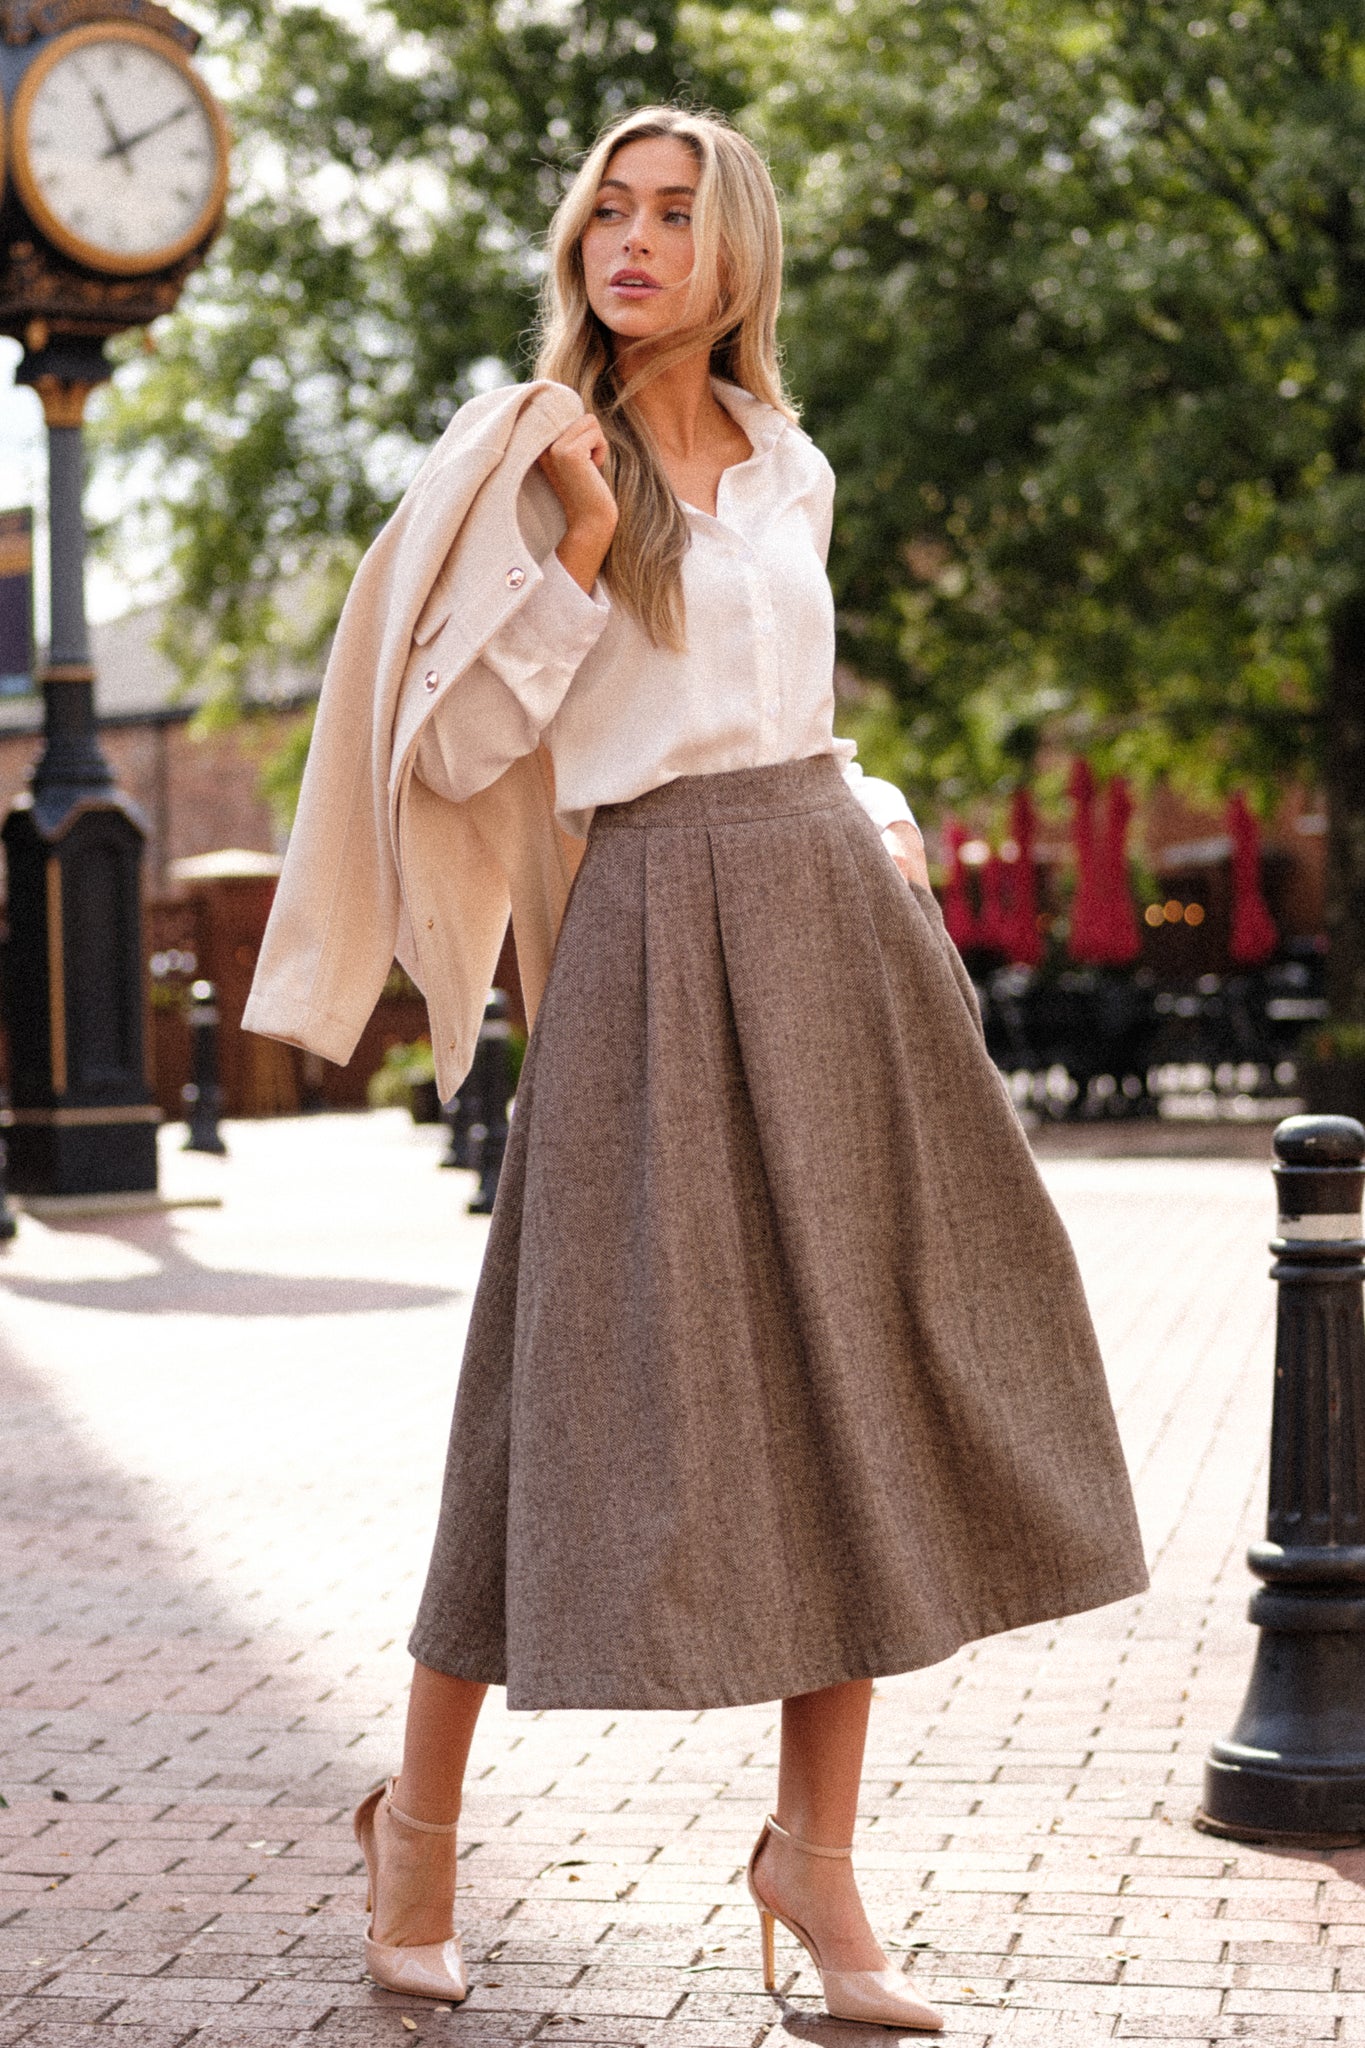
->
[882, 819, 931, 891]
[538, 414, 618, 593]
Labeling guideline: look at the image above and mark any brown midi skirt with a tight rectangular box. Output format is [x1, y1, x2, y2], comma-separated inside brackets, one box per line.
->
[408, 752, 1149, 1710]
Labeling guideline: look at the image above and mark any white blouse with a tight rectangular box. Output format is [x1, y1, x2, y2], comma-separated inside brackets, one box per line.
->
[415, 378, 915, 843]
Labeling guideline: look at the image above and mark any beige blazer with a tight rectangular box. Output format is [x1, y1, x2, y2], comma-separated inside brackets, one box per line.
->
[241, 379, 592, 1101]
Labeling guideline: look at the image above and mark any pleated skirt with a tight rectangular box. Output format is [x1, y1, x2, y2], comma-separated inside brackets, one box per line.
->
[408, 752, 1149, 1710]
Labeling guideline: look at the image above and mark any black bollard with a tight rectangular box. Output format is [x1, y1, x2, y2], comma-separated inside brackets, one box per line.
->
[440, 990, 512, 1213]
[182, 979, 228, 1156]
[439, 1082, 478, 1172]
[467, 989, 512, 1216]
[0, 1126, 17, 1242]
[1195, 1113, 1365, 1847]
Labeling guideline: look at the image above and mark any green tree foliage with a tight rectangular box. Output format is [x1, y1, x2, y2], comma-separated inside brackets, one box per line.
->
[744, 0, 1365, 1016]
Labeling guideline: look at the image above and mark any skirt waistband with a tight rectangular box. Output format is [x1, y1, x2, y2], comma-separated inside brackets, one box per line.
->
[589, 752, 851, 833]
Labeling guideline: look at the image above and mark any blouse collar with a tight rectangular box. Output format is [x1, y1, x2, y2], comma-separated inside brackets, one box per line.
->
[710, 376, 791, 461]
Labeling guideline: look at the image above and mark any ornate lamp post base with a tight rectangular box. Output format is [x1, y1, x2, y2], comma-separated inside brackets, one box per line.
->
[2, 796, 159, 1196]
[2, 1116, 159, 1198]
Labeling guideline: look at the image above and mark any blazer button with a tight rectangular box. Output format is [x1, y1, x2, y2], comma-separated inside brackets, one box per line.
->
[423, 669, 439, 691]
[505, 566, 526, 589]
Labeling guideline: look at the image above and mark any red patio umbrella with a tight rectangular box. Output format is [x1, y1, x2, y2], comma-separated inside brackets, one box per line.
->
[1101, 776, 1142, 966]
[1066, 758, 1108, 964]
[1228, 791, 1278, 966]
[976, 849, 1014, 955]
[940, 818, 983, 952]
[1006, 787, 1044, 967]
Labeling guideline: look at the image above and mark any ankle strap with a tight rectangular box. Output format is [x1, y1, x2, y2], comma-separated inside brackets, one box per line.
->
[765, 1813, 853, 1859]
[384, 1775, 460, 1834]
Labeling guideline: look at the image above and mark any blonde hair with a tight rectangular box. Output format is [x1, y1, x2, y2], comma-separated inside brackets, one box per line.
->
[534, 105, 795, 649]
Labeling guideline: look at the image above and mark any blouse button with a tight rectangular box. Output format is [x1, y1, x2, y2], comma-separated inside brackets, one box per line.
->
[506, 566, 526, 589]
[423, 670, 439, 691]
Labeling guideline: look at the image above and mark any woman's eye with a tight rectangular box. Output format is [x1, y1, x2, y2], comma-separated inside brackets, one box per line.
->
[664, 210, 692, 227]
[593, 204, 623, 220]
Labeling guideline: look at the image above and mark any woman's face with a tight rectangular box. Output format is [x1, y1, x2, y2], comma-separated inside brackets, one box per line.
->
[580, 134, 707, 348]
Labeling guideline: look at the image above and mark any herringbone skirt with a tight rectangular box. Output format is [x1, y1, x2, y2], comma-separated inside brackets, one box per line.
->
[408, 752, 1148, 1710]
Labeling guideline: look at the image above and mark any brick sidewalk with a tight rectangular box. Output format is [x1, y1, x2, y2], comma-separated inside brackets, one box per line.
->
[0, 1112, 1359, 2047]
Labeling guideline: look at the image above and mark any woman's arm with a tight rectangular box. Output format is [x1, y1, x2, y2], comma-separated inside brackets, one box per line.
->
[834, 744, 930, 887]
[415, 411, 621, 805]
[414, 554, 610, 805]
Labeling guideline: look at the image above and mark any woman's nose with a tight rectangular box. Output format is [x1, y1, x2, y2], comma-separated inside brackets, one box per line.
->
[622, 215, 652, 255]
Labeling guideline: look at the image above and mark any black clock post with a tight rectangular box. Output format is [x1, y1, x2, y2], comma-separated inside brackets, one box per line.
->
[0, 0, 229, 1196]
[2, 333, 158, 1194]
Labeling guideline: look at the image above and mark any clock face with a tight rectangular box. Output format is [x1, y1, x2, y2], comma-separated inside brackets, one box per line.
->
[12, 23, 229, 277]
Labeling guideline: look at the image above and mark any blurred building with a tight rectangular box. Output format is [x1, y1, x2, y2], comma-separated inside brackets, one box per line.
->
[0, 602, 310, 888]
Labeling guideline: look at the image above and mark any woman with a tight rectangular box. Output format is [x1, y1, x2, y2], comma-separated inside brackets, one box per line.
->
[345, 106, 1149, 2031]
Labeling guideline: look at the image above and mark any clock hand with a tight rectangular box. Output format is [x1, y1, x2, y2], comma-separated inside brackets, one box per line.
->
[86, 79, 134, 166]
[99, 102, 193, 161]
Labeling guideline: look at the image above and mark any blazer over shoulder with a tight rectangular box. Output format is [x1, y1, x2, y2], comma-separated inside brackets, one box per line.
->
[241, 378, 592, 1100]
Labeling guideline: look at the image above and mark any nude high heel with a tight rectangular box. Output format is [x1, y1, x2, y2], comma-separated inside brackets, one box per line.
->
[352, 1776, 468, 2002]
[746, 1813, 943, 2032]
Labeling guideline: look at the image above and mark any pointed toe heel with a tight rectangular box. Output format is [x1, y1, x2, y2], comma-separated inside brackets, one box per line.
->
[352, 1776, 468, 2003]
[745, 1814, 943, 2033]
[362, 1931, 468, 2001]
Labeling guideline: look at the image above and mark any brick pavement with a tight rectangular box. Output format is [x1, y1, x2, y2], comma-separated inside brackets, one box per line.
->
[0, 1110, 1360, 2047]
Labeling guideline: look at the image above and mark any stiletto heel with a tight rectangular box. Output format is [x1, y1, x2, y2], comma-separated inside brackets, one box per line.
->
[758, 1902, 776, 1991]
[745, 1813, 943, 2032]
[352, 1776, 468, 2002]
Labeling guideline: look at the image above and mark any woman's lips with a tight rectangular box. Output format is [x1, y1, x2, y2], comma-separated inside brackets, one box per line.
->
[609, 271, 662, 297]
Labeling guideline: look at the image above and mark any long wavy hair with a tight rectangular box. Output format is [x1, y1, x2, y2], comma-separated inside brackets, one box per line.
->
[534, 105, 795, 649]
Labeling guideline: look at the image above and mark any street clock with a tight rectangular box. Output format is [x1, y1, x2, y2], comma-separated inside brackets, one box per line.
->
[0, 1, 232, 1199]
[0, 1, 230, 342]
[10, 21, 229, 277]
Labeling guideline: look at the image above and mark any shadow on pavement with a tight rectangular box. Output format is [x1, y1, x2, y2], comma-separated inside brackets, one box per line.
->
[1, 1211, 462, 1318]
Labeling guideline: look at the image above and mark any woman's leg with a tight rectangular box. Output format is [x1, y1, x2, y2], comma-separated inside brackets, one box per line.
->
[368, 1663, 487, 1946]
[395, 1663, 487, 1820]
[753, 1677, 889, 1973]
